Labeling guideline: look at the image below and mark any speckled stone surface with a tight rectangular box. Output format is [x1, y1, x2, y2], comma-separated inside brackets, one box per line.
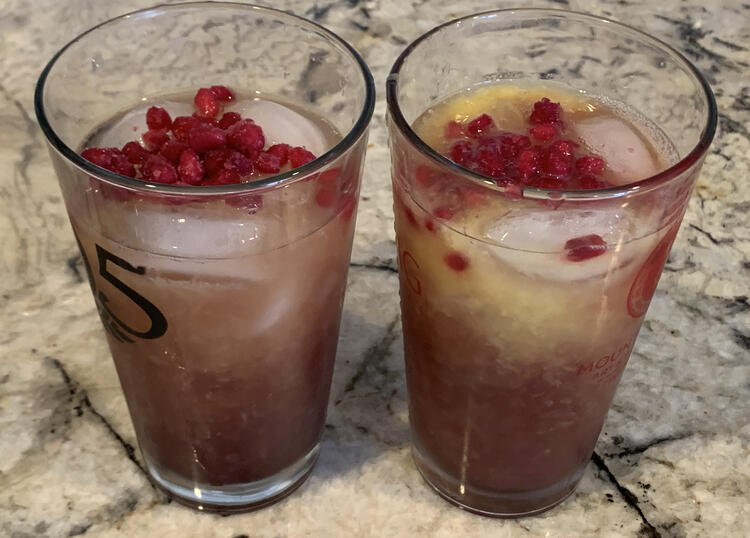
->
[1, 1, 748, 537]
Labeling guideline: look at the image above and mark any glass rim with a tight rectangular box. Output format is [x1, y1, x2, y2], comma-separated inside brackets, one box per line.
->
[385, 8, 718, 201]
[34, 1, 375, 196]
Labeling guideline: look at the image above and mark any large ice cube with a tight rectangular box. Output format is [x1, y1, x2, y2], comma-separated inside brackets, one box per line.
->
[482, 208, 645, 282]
[227, 100, 330, 156]
[575, 116, 659, 185]
[89, 101, 194, 148]
[97, 204, 273, 280]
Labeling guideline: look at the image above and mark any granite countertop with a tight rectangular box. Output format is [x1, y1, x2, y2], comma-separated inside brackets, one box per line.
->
[1, 0, 748, 536]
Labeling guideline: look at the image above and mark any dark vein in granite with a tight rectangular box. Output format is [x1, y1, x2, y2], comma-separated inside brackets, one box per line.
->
[712, 36, 747, 52]
[689, 223, 728, 245]
[47, 357, 148, 477]
[611, 433, 692, 458]
[718, 111, 750, 143]
[350, 261, 398, 274]
[733, 329, 750, 351]
[67, 254, 84, 283]
[343, 316, 400, 394]
[305, 3, 332, 21]
[591, 452, 662, 538]
[654, 15, 748, 70]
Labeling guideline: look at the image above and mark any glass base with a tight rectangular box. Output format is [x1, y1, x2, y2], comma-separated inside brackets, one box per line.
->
[144, 444, 319, 513]
[412, 446, 582, 518]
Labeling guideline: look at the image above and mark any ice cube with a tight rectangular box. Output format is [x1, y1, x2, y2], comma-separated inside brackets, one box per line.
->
[89, 101, 194, 148]
[226, 99, 330, 156]
[482, 208, 644, 282]
[574, 116, 659, 185]
[98, 204, 272, 280]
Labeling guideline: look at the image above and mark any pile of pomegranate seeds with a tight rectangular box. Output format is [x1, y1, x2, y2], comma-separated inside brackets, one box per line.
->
[80, 86, 318, 187]
[443, 98, 610, 191]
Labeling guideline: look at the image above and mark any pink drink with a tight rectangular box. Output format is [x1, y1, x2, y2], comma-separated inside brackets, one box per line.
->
[391, 83, 686, 515]
[67, 93, 361, 506]
[36, 3, 375, 512]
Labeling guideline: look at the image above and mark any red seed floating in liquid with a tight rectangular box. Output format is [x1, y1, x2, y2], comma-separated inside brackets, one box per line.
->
[228, 120, 265, 156]
[289, 146, 316, 168]
[177, 150, 205, 185]
[121, 141, 150, 165]
[142, 128, 170, 151]
[466, 113, 494, 138]
[189, 126, 227, 153]
[218, 112, 242, 130]
[529, 98, 562, 125]
[444, 251, 469, 271]
[268, 143, 291, 166]
[142, 154, 179, 184]
[194, 88, 220, 118]
[254, 151, 281, 174]
[564, 234, 607, 262]
[210, 85, 235, 102]
[146, 106, 172, 130]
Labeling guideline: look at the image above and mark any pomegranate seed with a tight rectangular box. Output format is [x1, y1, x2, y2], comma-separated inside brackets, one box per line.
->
[218, 112, 242, 130]
[177, 150, 204, 185]
[171, 116, 199, 142]
[466, 113, 494, 138]
[529, 98, 562, 125]
[316, 188, 337, 207]
[192, 112, 219, 127]
[445, 121, 465, 139]
[415, 165, 436, 187]
[425, 219, 436, 232]
[268, 143, 291, 166]
[189, 126, 227, 153]
[553, 139, 577, 157]
[449, 140, 473, 165]
[204, 149, 230, 174]
[434, 205, 455, 220]
[142, 128, 170, 151]
[535, 176, 567, 190]
[228, 120, 265, 156]
[225, 151, 254, 177]
[317, 168, 341, 188]
[159, 139, 189, 164]
[542, 146, 573, 176]
[475, 144, 505, 179]
[578, 174, 609, 189]
[209, 85, 234, 102]
[121, 141, 150, 165]
[110, 151, 136, 177]
[289, 146, 316, 168]
[529, 123, 557, 141]
[204, 167, 241, 185]
[254, 151, 281, 174]
[194, 88, 220, 118]
[142, 154, 178, 184]
[146, 106, 172, 130]
[565, 234, 607, 262]
[444, 251, 469, 271]
[517, 147, 540, 179]
[81, 148, 135, 177]
[576, 155, 606, 175]
[499, 133, 531, 159]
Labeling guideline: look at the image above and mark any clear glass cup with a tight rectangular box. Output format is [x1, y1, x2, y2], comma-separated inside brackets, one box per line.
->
[35, 2, 374, 512]
[386, 9, 716, 517]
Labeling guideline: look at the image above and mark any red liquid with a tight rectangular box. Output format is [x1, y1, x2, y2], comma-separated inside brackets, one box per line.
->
[393, 83, 681, 515]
